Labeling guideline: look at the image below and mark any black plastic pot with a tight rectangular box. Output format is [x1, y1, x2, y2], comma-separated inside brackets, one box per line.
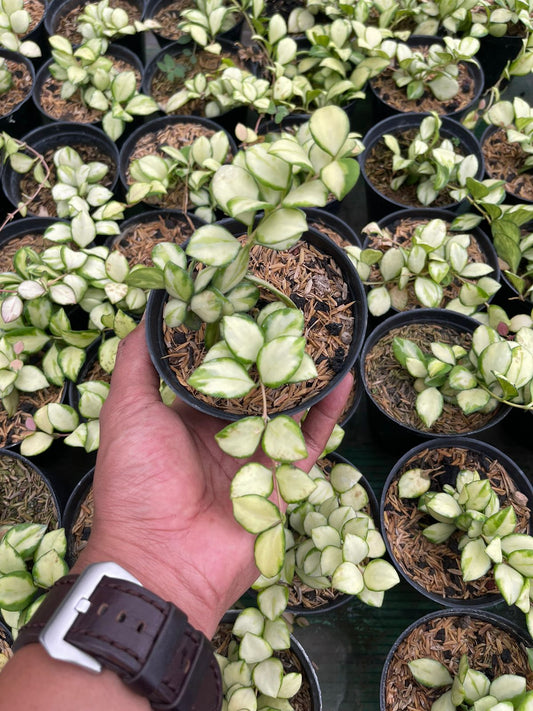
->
[0, 50, 36, 138]
[142, 38, 252, 134]
[476, 33, 524, 91]
[0, 448, 62, 528]
[362, 207, 501, 327]
[118, 114, 238, 209]
[146, 223, 367, 420]
[107, 208, 206, 254]
[32, 45, 144, 139]
[359, 112, 485, 222]
[369, 36, 485, 123]
[380, 608, 533, 711]
[380, 436, 533, 608]
[143, 0, 243, 46]
[287, 450, 378, 616]
[62, 467, 94, 566]
[359, 309, 510, 452]
[2, 122, 120, 214]
[220, 610, 322, 711]
[44, 0, 145, 54]
[481, 123, 533, 206]
[304, 207, 361, 248]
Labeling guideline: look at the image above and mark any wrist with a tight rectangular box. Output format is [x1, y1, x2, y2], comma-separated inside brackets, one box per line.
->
[73, 536, 222, 638]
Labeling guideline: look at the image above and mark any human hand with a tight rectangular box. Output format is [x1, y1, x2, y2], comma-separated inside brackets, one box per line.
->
[75, 321, 353, 637]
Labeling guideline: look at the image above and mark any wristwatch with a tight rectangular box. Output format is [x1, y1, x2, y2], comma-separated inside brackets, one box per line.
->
[13, 561, 222, 711]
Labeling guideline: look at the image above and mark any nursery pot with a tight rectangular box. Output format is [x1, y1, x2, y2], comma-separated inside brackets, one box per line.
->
[0, 448, 61, 529]
[143, 0, 243, 46]
[44, 0, 145, 53]
[145, 224, 367, 420]
[359, 112, 485, 221]
[481, 123, 533, 205]
[106, 208, 206, 260]
[359, 308, 509, 452]
[286, 450, 378, 615]
[32, 44, 144, 137]
[304, 207, 361, 248]
[142, 38, 253, 134]
[2, 122, 120, 215]
[363, 207, 501, 326]
[380, 608, 533, 711]
[118, 113, 238, 210]
[476, 33, 524, 91]
[62, 467, 94, 566]
[218, 610, 322, 711]
[369, 36, 485, 123]
[0, 49, 36, 139]
[380, 436, 533, 608]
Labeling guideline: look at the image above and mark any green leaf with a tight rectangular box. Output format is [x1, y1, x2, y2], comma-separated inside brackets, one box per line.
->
[320, 158, 360, 201]
[416, 387, 443, 427]
[262, 415, 307, 462]
[494, 562, 525, 605]
[186, 225, 241, 266]
[255, 522, 285, 578]
[14, 365, 48, 392]
[257, 336, 305, 387]
[309, 105, 350, 157]
[456, 388, 491, 414]
[414, 277, 443, 308]
[253, 658, 284, 697]
[20, 431, 54, 456]
[188, 358, 255, 398]
[0, 571, 37, 611]
[275, 464, 316, 502]
[233, 494, 281, 534]
[231, 463, 273, 498]
[367, 287, 391, 317]
[58, 346, 85, 381]
[245, 145, 291, 191]
[222, 314, 264, 365]
[398, 468, 431, 499]
[331, 561, 364, 594]
[46, 403, 79, 432]
[255, 209, 307, 250]
[408, 659, 453, 688]
[461, 539, 492, 581]
[32, 549, 68, 588]
[215, 416, 265, 458]
[239, 632, 273, 664]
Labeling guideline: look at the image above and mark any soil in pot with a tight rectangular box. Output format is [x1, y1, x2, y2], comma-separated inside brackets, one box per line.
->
[49, 0, 143, 45]
[0, 450, 60, 528]
[146, 40, 252, 117]
[364, 212, 497, 311]
[147, 0, 241, 42]
[382, 442, 531, 603]
[14, 140, 117, 218]
[110, 211, 203, 265]
[370, 41, 481, 118]
[67, 478, 93, 564]
[482, 125, 533, 202]
[0, 53, 33, 132]
[35, 50, 142, 124]
[213, 621, 317, 711]
[163, 237, 357, 417]
[382, 611, 533, 711]
[121, 118, 232, 210]
[364, 321, 503, 436]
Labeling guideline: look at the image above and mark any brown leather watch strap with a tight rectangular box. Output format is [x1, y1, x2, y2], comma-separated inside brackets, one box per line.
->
[14, 574, 222, 711]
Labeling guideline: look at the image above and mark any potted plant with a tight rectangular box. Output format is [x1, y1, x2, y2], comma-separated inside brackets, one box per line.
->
[380, 608, 533, 711]
[346, 212, 500, 318]
[0, 50, 35, 138]
[360, 309, 511, 450]
[369, 35, 484, 121]
[360, 112, 484, 219]
[0, 0, 42, 58]
[481, 96, 533, 203]
[380, 436, 533, 607]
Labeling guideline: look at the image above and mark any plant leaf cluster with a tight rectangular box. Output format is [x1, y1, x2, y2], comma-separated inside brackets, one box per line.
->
[347, 217, 500, 317]
[392, 311, 533, 428]
[399, 466, 533, 630]
[0, 523, 68, 639]
[0, 0, 41, 56]
[384, 112, 479, 206]
[77, 0, 160, 42]
[409, 654, 532, 711]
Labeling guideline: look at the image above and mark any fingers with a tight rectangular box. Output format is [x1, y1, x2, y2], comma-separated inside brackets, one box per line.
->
[100, 322, 161, 419]
[297, 372, 354, 472]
